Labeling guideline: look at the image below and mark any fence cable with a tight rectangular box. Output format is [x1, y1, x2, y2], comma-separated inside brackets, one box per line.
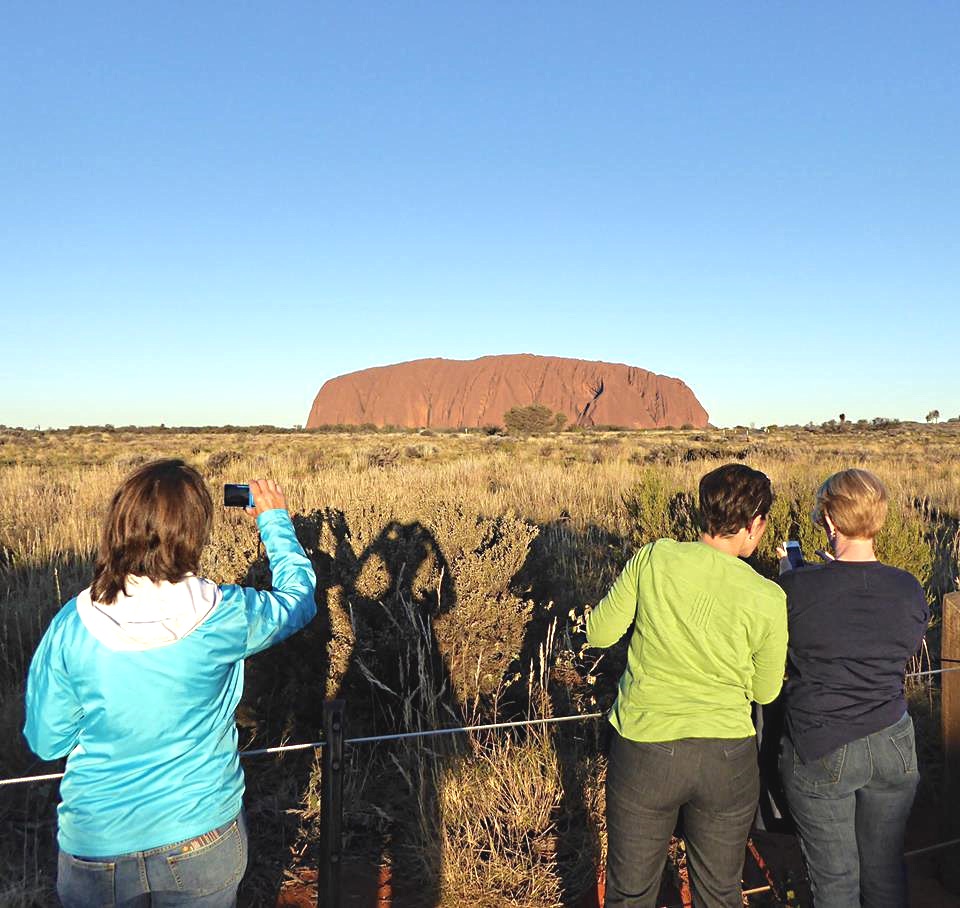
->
[0, 771, 66, 787]
[4, 665, 960, 789]
[908, 666, 960, 679]
[0, 711, 605, 788]
[904, 837, 960, 859]
[346, 710, 605, 746]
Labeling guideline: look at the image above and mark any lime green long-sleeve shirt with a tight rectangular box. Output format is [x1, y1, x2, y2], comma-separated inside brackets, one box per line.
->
[586, 539, 787, 742]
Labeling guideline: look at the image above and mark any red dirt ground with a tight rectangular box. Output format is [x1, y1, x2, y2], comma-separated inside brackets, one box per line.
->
[274, 841, 960, 908]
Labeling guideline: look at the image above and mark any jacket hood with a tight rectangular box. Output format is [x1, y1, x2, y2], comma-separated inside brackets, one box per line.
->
[76, 575, 221, 651]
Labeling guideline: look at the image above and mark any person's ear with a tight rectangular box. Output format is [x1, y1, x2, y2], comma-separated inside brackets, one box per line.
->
[746, 513, 765, 541]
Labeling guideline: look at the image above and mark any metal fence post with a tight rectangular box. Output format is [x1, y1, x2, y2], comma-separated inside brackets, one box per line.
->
[319, 699, 346, 908]
[942, 594, 960, 890]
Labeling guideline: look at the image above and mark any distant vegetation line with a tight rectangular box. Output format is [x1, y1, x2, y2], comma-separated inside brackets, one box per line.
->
[3, 413, 959, 436]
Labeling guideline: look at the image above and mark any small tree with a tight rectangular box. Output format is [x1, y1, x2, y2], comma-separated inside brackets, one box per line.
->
[503, 404, 560, 435]
[926, 410, 941, 424]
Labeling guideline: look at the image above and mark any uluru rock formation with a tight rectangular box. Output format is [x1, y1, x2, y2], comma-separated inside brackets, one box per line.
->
[306, 354, 709, 430]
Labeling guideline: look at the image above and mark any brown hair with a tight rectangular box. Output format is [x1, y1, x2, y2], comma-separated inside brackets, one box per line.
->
[698, 463, 773, 537]
[812, 468, 887, 540]
[90, 459, 213, 604]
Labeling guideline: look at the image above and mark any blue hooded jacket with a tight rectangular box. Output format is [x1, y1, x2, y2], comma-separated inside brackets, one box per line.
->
[24, 508, 317, 857]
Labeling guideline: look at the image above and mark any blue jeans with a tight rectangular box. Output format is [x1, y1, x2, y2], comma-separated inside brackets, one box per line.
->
[604, 731, 759, 908]
[780, 712, 919, 908]
[57, 813, 248, 908]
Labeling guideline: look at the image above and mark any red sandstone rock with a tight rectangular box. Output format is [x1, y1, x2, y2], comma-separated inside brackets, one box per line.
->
[306, 354, 709, 430]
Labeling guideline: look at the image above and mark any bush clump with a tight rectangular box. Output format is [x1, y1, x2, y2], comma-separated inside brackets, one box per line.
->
[622, 473, 699, 546]
[504, 405, 566, 435]
[365, 447, 401, 469]
[207, 450, 244, 472]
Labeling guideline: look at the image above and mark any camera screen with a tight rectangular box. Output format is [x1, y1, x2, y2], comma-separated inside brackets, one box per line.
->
[224, 484, 251, 508]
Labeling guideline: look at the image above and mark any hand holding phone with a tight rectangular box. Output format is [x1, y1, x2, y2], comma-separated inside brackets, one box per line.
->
[224, 480, 287, 518]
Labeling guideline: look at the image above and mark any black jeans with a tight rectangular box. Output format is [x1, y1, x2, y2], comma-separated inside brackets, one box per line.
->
[605, 731, 759, 908]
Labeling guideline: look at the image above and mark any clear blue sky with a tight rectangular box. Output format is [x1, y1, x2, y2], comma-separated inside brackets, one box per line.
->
[2, 2, 957, 428]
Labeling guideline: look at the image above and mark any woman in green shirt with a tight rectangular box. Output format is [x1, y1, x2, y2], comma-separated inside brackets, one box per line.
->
[587, 463, 787, 908]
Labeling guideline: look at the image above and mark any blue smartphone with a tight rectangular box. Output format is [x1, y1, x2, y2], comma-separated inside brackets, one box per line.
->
[223, 483, 254, 508]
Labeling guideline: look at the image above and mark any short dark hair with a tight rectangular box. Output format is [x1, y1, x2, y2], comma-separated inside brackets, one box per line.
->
[698, 464, 773, 537]
[91, 459, 213, 604]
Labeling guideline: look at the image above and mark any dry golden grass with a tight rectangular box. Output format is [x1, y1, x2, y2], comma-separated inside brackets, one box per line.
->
[0, 423, 958, 906]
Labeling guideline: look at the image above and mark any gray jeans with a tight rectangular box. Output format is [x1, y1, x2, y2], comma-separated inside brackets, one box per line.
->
[604, 730, 759, 908]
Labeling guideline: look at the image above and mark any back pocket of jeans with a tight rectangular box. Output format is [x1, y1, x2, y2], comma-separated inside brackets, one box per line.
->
[166, 821, 246, 896]
[58, 852, 116, 908]
[722, 736, 756, 759]
[792, 744, 846, 787]
[639, 740, 676, 756]
[891, 726, 918, 774]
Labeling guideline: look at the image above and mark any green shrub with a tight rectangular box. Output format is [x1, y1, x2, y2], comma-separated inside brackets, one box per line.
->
[504, 405, 563, 435]
[622, 472, 698, 547]
[875, 501, 934, 592]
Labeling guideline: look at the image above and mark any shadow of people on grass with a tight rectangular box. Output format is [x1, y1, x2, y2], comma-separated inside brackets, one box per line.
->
[505, 518, 630, 907]
[320, 511, 460, 908]
[238, 509, 462, 906]
[239, 510, 460, 906]
[328, 514, 460, 727]
[233, 514, 333, 906]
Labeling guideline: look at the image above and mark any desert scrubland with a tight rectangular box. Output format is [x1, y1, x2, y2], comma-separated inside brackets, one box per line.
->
[1, 423, 957, 906]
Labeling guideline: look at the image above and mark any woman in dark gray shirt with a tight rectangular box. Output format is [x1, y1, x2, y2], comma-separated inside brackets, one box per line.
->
[777, 469, 928, 908]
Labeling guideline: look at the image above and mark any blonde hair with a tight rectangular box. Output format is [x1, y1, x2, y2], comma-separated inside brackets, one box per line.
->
[812, 469, 888, 540]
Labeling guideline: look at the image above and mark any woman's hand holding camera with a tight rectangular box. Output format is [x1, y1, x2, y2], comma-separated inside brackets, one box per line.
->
[245, 479, 287, 519]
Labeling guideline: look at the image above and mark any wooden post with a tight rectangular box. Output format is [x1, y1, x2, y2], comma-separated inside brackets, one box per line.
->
[319, 700, 346, 908]
[942, 593, 960, 890]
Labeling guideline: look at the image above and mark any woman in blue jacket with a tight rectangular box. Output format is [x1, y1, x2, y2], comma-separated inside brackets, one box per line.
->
[24, 459, 317, 907]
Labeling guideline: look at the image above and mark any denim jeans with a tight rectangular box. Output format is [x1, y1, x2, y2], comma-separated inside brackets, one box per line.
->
[604, 731, 759, 908]
[58, 813, 248, 908]
[780, 712, 919, 908]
